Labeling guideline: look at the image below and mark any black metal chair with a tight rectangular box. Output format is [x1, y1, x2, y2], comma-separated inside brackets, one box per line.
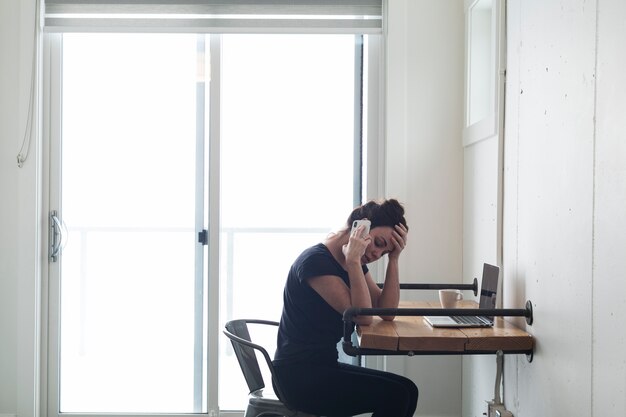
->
[223, 319, 315, 417]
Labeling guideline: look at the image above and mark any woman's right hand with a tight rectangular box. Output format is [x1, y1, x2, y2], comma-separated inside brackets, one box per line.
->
[342, 225, 371, 265]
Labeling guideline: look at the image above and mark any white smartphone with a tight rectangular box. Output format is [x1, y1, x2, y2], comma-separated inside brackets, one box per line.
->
[351, 219, 371, 235]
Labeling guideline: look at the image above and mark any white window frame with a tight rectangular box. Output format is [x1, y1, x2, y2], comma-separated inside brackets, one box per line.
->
[462, 0, 506, 147]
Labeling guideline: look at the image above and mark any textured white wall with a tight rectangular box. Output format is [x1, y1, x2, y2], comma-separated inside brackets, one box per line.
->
[502, 0, 626, 416]
[592, 0, 626, 415]
[504, 0, 596, 413]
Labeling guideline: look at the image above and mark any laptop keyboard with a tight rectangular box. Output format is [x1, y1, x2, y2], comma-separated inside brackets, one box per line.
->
[451, 315, 492, 326]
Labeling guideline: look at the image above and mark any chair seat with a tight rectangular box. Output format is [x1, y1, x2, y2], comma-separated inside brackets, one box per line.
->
[247, 389, 315, 417]
[247, 389, 294, 417]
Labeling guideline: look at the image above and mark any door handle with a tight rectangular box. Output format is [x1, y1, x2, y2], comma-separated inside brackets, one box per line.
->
[49, 210, 67, 262]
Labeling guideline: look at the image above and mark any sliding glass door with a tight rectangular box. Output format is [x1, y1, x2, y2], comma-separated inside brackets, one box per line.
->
[44, 32, 376, 416]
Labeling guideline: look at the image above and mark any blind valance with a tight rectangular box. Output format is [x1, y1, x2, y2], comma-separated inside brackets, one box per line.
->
[43, 0, 383, 34]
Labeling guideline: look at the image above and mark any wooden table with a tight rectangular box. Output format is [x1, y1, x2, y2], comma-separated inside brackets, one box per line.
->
[350, 300, 534, 358]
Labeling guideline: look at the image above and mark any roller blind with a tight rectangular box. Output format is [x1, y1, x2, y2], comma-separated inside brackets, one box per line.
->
[43, 0, 383, 33]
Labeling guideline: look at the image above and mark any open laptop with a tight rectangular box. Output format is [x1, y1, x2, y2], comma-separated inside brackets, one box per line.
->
[424, 263, 499, 328]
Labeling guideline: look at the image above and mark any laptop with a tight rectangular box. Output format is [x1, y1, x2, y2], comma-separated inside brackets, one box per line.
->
[424, 263, 499, 328]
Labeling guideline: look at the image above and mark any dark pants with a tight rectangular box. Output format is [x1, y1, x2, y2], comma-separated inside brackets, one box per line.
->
[273, 361, 418, 417]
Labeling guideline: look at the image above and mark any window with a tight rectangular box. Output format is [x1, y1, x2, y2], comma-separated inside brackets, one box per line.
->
[463, 0, 505, 145]
[44, 30, 381, 417]
[43, 2, 383, 415]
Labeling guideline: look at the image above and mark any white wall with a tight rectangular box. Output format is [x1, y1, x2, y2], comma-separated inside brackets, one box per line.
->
[0, 0, 20, 412]
[385, 1, 464, 416]
[462, 136, 500, 417]
[503, 0, 626, 416]
[1, 0, 42, 415]
[592, 0, 626, 414]
[390, 1, 626, 417]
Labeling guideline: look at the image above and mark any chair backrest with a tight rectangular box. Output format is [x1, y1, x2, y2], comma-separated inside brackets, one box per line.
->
[224, 319, 282, 397]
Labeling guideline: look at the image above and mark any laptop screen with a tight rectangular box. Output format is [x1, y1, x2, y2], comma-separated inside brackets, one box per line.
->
[478, 263, 499, 319]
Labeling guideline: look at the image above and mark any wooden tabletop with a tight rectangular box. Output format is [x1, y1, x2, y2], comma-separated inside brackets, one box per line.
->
[356, 300, 534, 355]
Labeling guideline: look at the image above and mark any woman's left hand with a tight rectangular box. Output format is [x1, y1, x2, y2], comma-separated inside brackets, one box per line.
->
[388, 223, 408, 261]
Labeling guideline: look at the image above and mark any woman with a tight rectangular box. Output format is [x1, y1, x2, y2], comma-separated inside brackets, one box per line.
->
[273, 199, 418, 417]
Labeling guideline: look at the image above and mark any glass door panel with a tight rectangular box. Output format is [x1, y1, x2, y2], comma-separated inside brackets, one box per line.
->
[58, 33, 207, 413]
[217, 34, 360, 410]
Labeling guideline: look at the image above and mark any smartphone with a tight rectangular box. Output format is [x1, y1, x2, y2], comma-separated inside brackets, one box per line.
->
[351, 219, 371, 235]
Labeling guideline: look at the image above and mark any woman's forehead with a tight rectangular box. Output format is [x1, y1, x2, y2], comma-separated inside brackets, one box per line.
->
[371, 226, 394, 245]
[372, 225, 393, 235]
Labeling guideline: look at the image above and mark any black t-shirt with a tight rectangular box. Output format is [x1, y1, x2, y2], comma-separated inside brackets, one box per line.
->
[273, 243, 368, 366]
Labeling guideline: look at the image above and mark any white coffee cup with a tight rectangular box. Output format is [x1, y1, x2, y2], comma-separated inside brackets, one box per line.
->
[439, 289, 463, 309]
